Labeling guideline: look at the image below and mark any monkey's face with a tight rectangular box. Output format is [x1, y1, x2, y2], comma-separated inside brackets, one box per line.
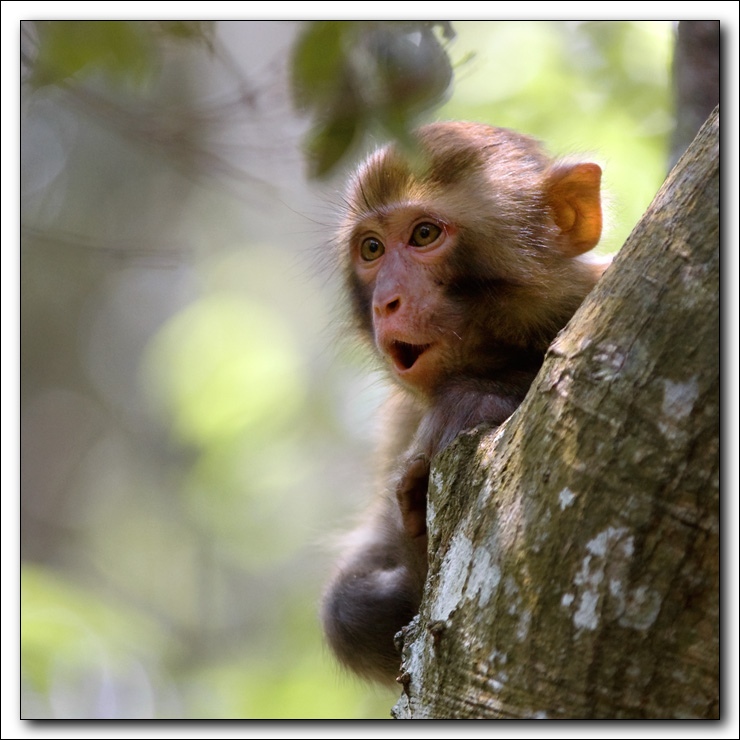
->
[341, 121, 606, 399]
[349, 204, 466, 395]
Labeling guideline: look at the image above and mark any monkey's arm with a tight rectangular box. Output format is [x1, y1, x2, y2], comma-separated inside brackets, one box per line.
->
[395, 380, 527, 542]
[415, 380, 526, 460]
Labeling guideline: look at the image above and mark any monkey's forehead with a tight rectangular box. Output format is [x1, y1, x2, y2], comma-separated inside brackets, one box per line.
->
[341, 165, 542, 238]
[345, 128, 550, 216]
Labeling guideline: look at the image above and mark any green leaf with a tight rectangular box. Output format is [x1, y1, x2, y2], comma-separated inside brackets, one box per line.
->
[30, 21, 157, 88]
[157, 20, 214, 42]
[305, 113, 362, 179]
[292, 21, 455, 177]
[291, 21, 350, 110]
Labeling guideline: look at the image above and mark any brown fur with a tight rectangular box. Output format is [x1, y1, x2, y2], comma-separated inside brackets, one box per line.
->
[323, 122, 610, 685]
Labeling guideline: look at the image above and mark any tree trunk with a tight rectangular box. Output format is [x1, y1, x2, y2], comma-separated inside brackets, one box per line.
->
[669, 21, 719, 170]
[393, 106, 719, 719]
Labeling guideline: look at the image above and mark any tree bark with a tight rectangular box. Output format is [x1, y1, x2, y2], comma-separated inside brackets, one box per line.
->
[393, 106, 719, 719]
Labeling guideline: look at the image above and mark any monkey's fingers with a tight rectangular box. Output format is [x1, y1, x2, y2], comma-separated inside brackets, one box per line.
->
[396, 455, 430, 540]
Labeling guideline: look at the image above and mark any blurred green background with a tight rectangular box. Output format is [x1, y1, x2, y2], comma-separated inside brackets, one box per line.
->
[19, 20, 674, 719]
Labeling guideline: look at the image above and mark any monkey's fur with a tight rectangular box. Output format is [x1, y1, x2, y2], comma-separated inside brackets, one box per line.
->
[322, 122, 609, 684]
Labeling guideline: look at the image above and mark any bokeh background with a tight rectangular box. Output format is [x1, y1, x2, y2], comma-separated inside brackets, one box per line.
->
[18, 20, 675, 719]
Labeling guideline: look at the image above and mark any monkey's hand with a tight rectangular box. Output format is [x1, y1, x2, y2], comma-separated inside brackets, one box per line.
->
[396, 454, 429, 558]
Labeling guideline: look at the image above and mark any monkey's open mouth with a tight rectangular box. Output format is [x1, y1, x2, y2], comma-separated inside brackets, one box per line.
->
[390, 341, 432, 371]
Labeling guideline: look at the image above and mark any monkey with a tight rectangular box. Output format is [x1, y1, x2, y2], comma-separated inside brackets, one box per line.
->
[321, 121, 610, 686]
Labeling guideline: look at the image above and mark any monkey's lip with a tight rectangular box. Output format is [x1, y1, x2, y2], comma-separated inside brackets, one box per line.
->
[388, 340, 434, 373]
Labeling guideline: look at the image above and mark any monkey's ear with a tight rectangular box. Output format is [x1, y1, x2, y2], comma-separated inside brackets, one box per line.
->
[546, 163, 602, 256]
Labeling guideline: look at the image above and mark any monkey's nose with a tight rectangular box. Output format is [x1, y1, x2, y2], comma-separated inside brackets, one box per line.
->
[375, 296, 401, 317]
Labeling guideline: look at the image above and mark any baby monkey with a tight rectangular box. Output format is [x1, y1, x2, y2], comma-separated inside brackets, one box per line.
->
[322, 121, 609, 685]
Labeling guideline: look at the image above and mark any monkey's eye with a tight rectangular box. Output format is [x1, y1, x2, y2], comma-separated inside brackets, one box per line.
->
[360, 237, 385, 261]
[409, 222, 442, 247]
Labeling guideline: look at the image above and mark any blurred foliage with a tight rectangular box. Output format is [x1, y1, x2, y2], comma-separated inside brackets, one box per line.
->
[291, 21, 455, 177]
[19, 20, 675, 720]
[21, 564, 173, 718]
[142, 294, 306, 448]
[28, 20, 214, 88]
[438, 21, 675, 252]
[289, 19, 674, 250]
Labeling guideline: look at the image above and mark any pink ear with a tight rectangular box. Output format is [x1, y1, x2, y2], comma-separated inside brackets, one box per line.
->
[547, 163, 602, 256]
